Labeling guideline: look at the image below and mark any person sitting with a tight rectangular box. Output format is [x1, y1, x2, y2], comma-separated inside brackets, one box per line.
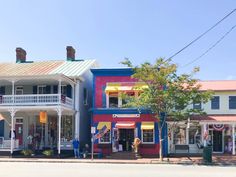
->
[82, 144, 90, 158]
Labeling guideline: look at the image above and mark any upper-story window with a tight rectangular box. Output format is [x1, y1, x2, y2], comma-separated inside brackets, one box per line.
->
[193, 102, 201, 110]
[38, 85, 46, 94]
[61, 85, 67, 95]
[122, 92, 135, 105]
[229, 96, 236, 109]
[211, 96, 220, 110]
[15, 86, 23, 95]
[109, 92, 118, 108]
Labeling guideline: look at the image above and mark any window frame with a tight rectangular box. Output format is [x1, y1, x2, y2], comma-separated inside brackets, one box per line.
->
[193, 102, 202, 110]
[211, 96, 220, 110]
[108, 92, 119, 108]
[37, 85, 46, 94]
[15, 86, 23, 95]
[229, 96, 236, 109]
[98, 130, 111, 144]
[141, 129, 155, 144]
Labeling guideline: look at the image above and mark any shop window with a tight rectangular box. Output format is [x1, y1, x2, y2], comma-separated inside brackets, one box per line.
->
[173, 127, 186, 144]
[229, 96, 236, 109]
[188, 126, 201, 144]
[142, 129, 154, 144]
[211, 96, 220, 110]
[61, 115, 73, 142]
[99, 130, 111, 143]
[109, 93, 118, 108]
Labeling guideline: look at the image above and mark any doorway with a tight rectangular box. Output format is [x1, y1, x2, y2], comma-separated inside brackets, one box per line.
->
[118, 129, 134, 151]
[15, 118, 23, 147]
[213, 130, 223, 152]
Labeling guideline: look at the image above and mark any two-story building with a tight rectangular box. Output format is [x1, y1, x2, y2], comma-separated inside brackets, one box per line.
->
[168, 81, 236, 156]
[90, 68, 168, 158]
[0, 46, 98, 155]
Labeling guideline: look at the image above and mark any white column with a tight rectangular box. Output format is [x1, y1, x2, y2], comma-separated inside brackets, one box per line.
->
[186, 127, 189, 145]
[57, 108, 62, 155]
[74, 81, 80, 139]
[106, 93, 109, 108]
[58, 79, 61, 103]
[10, 109, 15, 154]
[232, 124, 235, 155]
[203, 124, 207, 147]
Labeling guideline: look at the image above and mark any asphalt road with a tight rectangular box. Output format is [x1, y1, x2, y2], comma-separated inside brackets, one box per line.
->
[0, 162, 236, 177]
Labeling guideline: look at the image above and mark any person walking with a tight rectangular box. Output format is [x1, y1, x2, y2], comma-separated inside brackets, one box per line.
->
[72, 137, 80, 158]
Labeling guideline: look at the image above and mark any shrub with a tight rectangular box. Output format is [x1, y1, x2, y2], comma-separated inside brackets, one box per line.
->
[42, 149, 54, 156]
[21, 149, 33, 156]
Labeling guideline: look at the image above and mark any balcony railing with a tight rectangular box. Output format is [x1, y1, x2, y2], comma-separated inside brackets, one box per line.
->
[0, 94, 73, 108]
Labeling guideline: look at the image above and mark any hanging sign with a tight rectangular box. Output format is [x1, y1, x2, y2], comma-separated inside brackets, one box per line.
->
[40, 111, 47, 124]
[213, 124, 224, 131]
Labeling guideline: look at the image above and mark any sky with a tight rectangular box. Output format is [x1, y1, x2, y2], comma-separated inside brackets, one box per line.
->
[0, 0, 235, 80]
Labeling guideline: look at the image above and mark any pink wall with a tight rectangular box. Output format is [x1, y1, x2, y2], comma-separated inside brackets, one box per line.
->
[95, 76, 136, 108]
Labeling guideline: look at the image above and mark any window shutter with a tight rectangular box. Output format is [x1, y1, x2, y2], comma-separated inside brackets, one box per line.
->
[0, 86, 5, 95]
[33, 86, 37, 94]
[67, 85, 72, 98]
[46, 85, 51, 94]
[53, 85, 58, 94]
[0, 120, 4, 136]
[102, 85, 106, 108]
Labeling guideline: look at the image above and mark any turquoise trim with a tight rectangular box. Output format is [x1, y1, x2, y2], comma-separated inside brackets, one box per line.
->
[91, 68, 133, 76]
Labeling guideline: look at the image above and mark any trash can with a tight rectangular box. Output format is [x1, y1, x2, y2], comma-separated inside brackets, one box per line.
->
[203, 146, 212, 163]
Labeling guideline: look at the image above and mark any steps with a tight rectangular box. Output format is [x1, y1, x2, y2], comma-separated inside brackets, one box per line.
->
[106, 152, 141, 160]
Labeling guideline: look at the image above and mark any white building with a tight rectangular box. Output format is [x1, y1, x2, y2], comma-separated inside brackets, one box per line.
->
[168, 81, 236, 156]
[0, 47, 98, 155]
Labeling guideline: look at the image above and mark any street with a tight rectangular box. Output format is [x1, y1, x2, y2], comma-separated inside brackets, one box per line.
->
[0, 162, 236, 177]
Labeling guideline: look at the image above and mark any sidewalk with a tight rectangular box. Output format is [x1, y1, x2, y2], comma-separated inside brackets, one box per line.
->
[0, 155, 235, 166]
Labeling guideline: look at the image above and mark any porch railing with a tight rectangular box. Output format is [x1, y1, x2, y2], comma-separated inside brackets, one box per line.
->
[0, 94, 73, 108]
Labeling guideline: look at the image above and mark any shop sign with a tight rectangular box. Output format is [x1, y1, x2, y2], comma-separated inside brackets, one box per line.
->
[39, 111, 47, 124]
[112, 114, 140, 118]
[91, 127, 96, 134]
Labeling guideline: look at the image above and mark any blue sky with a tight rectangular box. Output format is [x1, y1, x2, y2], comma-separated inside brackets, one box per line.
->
[0, 0, 235, 80]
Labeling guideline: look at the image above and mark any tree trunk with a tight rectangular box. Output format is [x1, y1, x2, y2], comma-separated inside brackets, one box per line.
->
[159, 126, 163, 161]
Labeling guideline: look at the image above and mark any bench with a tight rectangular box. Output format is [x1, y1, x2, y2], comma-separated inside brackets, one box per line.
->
[175, 144, 189, 153]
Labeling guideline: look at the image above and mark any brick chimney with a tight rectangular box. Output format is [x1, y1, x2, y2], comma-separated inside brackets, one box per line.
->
[66, 46, 76, 61]
[16, 47, 27, 63]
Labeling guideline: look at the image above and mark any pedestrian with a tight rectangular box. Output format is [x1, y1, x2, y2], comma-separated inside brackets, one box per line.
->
[72, 137, 80, 158]
[132, 136, 141, 153]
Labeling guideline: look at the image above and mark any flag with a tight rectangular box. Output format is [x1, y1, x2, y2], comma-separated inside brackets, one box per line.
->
[94, 125, 108, 140]
[0, 113, 5, 121]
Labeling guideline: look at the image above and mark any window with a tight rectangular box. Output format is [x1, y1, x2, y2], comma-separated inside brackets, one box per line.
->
[99, 130, 111, 143]
[142, 129, 154, 143]
[38, 85, 46, 94]
[61, 115, 73, 142]
[193, 102, 201, 110]
[188, 126, 201, 144]
[109, 92, 118, 108]
[211, 96, 220, 109]
[83, 88, 88, 105]
[15, 86, 23, 95]
[229, 96, 236, 109]
[122, 92, 135, 106]
[173, 127, 186, 144]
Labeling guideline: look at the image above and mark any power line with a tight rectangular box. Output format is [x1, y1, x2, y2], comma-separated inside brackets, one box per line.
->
[167, 8, 236, 61]
[181, 24, 236, 68]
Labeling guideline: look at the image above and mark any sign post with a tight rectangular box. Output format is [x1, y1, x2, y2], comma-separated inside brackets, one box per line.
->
[91, 127, 96, 160]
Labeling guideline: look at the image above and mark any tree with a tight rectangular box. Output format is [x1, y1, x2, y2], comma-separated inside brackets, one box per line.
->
[122, 58, 213, 161]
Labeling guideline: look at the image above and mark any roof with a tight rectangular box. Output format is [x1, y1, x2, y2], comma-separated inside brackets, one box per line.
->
[199, 80, 236, 91]
[0, 60, 97, 78]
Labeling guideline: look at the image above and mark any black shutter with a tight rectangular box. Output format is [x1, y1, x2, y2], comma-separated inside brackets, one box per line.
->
[0, 120, 4, 137]
[0, 86, 5, 95]
[33, 86, 37, 94]
[53, 85, 58, 94]
[46, 85, 51, 94]
[67, 85, 72, 98]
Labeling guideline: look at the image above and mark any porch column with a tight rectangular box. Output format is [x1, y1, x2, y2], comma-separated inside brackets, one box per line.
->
[203, 124, 207, 147]
[10, 109, 16, 154]
[106, 93, 109, 108]
[233, 124, 235, 155]
[58, 79, 61, 103]
[75, 81, 80, 139]
[57, 108, 62, 155]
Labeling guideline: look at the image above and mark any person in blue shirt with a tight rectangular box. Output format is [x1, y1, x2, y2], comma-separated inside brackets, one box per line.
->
[72, 137, 80, 158]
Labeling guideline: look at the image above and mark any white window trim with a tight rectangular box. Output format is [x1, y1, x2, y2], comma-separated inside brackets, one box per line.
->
[37, 85, 46, 94]
[141, 129, 155, 144]
[98, 130, 111, 144]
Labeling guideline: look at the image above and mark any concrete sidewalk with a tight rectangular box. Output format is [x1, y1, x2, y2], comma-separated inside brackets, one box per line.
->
[0, 155, 235, 166]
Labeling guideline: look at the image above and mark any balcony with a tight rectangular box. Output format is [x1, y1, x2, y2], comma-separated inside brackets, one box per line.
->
[0, 94, 73, 108]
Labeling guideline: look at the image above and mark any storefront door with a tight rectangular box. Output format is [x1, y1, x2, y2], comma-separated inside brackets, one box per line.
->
[15, 118, 23, 146]
[213, 130, 223, 152]
[118, 129, 134, 151]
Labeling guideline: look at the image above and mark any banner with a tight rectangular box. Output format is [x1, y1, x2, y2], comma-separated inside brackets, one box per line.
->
[40, 111, 47, 124]
[94, 125, 108, 140]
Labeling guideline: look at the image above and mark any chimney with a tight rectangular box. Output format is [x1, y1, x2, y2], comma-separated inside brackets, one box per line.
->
[16, 47, 27, 63]
[66, 46, 76, 61]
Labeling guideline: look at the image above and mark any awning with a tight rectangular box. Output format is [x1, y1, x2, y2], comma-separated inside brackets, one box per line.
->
[141, 122, 154, 130]
[105, 82, 148, 93]
[115, 122, 136, 129]
[97, 122, 111, 130]
[191, 115, 236, 123]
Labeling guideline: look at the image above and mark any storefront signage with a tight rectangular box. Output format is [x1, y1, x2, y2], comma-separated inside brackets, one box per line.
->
[91, 127, 96, 134]
[112, 114, 140, 118]
[39, 111, 47, 124]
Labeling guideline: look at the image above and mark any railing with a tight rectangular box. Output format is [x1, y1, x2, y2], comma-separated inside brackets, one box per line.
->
[0, 138, 19, 149]
[0, 94, 73, 108]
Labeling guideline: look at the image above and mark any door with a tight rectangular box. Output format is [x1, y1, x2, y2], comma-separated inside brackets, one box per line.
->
[112, 128, 119, 152]
[213, 130, 223, 152]
[118, 129, 134, 151]
[15, 119, 23, 146]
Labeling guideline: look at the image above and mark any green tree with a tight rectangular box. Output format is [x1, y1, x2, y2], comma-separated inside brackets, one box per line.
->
[122, 58, 213, 161]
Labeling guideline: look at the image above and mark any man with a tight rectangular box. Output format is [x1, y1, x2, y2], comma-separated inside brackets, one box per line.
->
[72, 137, 80, 158]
